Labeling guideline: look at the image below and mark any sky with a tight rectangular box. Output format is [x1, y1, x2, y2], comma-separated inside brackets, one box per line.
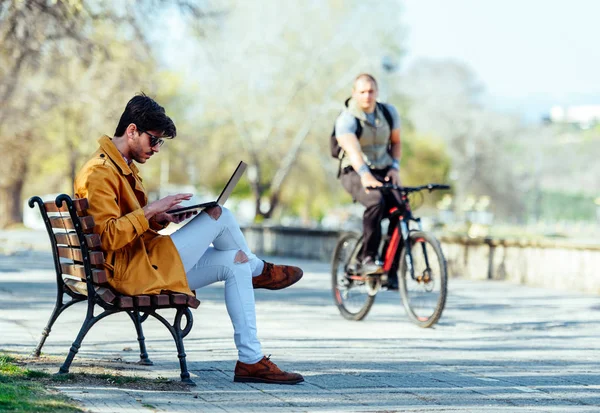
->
[160, 0, 600, 123]
[400, 0, 600, 122]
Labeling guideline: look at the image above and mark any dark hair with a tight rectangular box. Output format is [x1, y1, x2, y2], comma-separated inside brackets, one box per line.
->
[114, 93, 177, 138]
[353, 73, 378, 89]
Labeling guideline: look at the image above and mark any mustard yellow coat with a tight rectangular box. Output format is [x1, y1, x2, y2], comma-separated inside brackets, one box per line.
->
[74, 135, 192, 296]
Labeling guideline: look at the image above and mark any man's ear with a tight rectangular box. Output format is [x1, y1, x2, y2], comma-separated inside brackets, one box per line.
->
[125, 123, 137, 139]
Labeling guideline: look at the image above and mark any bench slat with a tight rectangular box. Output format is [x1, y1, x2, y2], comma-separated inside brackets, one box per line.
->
[170, 293, 188, 306]
[187, 295, 201, 309]
[55, 232, 101, 249]
[63, 267, 198, 309]
[49, 215, 95, 231]
[134, 296, 151, 307]
[96, 287, 117, 304]
[117, 296, 133, 309]
[63, 278, 88, 296]
[61, 263, 108, 284]
[44, 198, 89, 213]
[58, 246, 105, 265]
[63, 279, 116, 304]
[151, 295, 170, 306]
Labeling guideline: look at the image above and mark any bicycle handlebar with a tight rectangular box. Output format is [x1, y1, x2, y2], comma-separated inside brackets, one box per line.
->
[366, 183, 451, 193]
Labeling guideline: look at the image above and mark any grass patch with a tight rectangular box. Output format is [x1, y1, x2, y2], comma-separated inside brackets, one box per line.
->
[0, 351, 193, 412]
[0, 354, 81, 412]
[46, 372, 169, 387]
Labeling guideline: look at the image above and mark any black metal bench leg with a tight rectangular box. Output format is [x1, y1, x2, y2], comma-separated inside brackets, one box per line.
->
[33, 298, 81, 357]
[149, 308, 196, 386]
[33, 303, 62, 357]
[58, 310, 108, 374]
[127, 311, 153, 365]
[172, 308, 195, 386]
[59, 318, 92, 374]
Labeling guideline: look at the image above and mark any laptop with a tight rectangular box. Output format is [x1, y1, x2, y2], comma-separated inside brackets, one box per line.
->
[167, 161, 247, 214]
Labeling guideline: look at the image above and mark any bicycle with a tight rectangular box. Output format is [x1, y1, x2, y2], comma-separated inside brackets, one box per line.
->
[331, 183, 451, 328]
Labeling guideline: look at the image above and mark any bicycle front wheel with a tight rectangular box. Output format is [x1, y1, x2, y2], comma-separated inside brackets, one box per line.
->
[399, 231, 447, 328]
[331, 232, 376, 321]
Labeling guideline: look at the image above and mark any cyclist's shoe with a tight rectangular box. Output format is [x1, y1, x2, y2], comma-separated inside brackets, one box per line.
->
[385, 276, 399, 291]
[357, 257, 383, 275]
[234, 355, 304, 384]
[252, 261, 303, 290]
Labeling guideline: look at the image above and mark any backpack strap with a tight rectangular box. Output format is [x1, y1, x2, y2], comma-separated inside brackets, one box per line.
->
[377, 102, 394, 130]
[377, 102, 395, 160]
[355, 118, 363, 139]
[336, 159, 343, 178]
[343, 97, 364, 140]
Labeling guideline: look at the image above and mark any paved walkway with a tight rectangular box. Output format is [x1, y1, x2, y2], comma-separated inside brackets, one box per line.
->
[0, 249, 599, 412]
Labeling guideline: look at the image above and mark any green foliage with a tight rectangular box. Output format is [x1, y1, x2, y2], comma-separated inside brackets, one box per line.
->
[1, 1, 455, 225]
[525, 190, 597, 222]
[0, 0, 203, 227]
[176, 0, 406, 220]
[401, 133, 452, 204]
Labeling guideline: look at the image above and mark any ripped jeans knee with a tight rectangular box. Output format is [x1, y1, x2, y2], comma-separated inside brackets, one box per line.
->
[204, 205, 222, 220]
[234, 250, 249, 264]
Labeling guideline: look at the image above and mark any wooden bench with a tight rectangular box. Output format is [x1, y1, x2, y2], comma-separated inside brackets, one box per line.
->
[28, 194, 200, 385]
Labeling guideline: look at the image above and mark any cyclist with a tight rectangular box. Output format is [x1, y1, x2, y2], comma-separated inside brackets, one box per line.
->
[335, 73, 403, 282]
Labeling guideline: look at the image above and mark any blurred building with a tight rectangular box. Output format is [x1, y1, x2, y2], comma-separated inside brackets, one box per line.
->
[546, 105, 600, 129]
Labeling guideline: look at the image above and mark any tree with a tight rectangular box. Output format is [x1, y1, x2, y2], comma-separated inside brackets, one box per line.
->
[0, 0, 93, 227]
[0, 0, 208, 228]
[400, 58, 530, 221]
[182, 0, 405, 221]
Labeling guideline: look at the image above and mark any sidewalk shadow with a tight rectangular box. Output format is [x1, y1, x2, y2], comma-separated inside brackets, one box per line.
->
[0, 251, 54, 272]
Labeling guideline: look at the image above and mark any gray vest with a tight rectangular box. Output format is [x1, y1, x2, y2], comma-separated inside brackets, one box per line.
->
[341, 99, 393, 170]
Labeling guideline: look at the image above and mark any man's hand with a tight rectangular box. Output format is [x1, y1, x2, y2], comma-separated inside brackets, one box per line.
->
[385, 168, 401, 186]
[361, 173, 383, 193]
[154, 210, 197, 225]
[143, 193, 193, 220]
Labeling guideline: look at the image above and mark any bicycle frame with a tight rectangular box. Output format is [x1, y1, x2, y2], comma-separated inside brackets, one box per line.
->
[381, 193, 432, 283]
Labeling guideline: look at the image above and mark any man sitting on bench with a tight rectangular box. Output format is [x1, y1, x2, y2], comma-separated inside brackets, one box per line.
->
[74, 93, 304, 385]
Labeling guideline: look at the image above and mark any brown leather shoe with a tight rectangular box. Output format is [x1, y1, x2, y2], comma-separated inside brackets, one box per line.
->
[234, 356, 304, 384]
[252, 261, 303, 290]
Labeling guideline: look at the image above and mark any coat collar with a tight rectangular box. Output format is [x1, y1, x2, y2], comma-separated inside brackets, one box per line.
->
[98, 135, 141, 177]
[97, 135, 146, 206]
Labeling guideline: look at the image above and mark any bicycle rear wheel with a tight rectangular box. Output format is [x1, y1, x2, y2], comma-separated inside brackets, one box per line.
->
[399, 231, 447, 328]
[331, 232, 376, 321]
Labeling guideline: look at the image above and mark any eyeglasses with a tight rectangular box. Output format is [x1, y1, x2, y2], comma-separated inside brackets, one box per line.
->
[137, 128, 164, 148]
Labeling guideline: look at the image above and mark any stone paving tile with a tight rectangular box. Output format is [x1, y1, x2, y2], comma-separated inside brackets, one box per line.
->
[58, 388, 152, 413]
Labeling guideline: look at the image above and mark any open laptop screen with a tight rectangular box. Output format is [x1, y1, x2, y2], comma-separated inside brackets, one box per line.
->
[167, 161, 247, 214]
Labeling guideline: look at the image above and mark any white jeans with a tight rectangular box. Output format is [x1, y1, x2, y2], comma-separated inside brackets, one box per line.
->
[170, 207, 264, 364]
